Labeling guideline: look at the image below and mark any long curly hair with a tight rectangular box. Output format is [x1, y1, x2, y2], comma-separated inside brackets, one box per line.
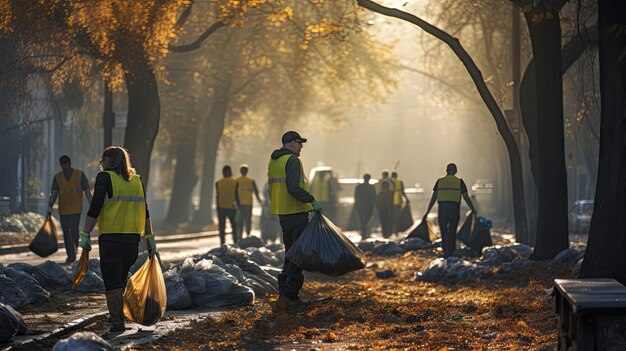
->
[100, 146, 136, 181]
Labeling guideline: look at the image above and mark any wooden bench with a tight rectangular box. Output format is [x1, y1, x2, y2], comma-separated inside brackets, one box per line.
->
[554, 279, 626, 350]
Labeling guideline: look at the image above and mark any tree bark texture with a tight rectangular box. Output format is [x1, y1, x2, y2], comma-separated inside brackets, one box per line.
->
[580, 0, 626, 283]
[357, 0, 529, 242]
[523, 9, 569, 259]
[165, 128, 199, 224]
[193, 80, 231, 225]
[123, 62, 160, 186]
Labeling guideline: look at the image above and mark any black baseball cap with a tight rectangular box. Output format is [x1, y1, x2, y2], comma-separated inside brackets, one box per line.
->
[281, 131, 307, 144]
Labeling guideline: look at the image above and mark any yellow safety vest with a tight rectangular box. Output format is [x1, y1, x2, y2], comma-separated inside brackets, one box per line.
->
[436, 175, 462, 203]
[55, 169, 83, 215]
[98, 171, 146, 235]
[393, 179, 404, 205]
[310, 176, 329, 202]
[216, 177, 237, 209]
[236, 176, 254, 206]
[268, 154, 313, 215]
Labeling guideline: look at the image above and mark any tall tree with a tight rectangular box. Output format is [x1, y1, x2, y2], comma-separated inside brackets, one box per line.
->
[580, 0, 626, 283]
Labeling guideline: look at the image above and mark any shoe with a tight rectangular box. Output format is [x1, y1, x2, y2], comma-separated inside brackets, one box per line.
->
[274, 295, 290, 313]
[105, 288, 126, 333]
[288, 297, 312, 309]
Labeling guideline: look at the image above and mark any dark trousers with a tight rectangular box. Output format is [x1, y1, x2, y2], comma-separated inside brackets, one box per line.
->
[438, 202, 460, 257]
[60, 214, 81, 262]
[99, 236, 139, 291]
[392, 204, 401, 234]
[278, 212, 308, 299]
[217, 208, 238, 245]
[357, 208, 373, 239]
[237, 205, 253, 238]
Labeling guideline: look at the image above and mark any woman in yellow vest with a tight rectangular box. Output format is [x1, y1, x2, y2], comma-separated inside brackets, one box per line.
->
[79, 146, 155, 334]
[423, 163, 476, 258]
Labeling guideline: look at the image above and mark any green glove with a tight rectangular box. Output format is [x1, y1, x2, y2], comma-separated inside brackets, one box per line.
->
[79, 231, 91, 251]
[145, 233, 156, 257]
[311, 200, 323, 213]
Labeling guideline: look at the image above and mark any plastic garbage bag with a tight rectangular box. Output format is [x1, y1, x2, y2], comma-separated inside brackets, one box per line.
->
[237, 236, 264, 249]
[405, 219, 434, 243]
[285, 213, 366, 277]
[7, 263, 35, 275]
[415, 258, 448, 282]
[73, 271, 105, 293]
[0, 302, 27, 342]
[246, 247, 281, 267]
[477, 216, 493, 229]
[163, 270, 192, 310]
[180, 259, 254, 308]
[123, 256, 167, 326]
[396, 203, 414, 233]
[32, 260, 71, 290]
[457, 213, 492, 253]
[129, 251, 163, 277]
[3, 268, 49, 304]
[0, 274, 29, 309]
[208, 246, 278, 294]
[28, 215, 59, 258]
[72, 249, 90, 289]
[52, 331, 115, 351]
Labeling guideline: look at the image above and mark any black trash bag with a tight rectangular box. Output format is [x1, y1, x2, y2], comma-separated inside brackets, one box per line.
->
[52, 331, 115, 351]
[396, 203, 414, 233]
[163, 270, 192, 310]
[0, 302, 27, 342]
[7, 263, 35, 275]
[180, 259, 254, 308]
[73, 271, 105, 293]
[285, 213, 366, 277]
[405, 219, 434, 243]
[237, 236, 264, 250]
[0, 274, 29, 309]
[207, 246, 278, 294]
[32, 260, 71, 290]
[457, 213, 493, 253]
[28, 215, 59, 258]
[3, 267, 50, 304]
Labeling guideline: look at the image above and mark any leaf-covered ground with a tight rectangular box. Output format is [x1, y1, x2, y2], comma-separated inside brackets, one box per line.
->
[133, 247, 575, 351]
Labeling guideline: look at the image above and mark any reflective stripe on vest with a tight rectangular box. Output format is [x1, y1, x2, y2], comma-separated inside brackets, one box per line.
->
[236, 176, 254, 206]
[310, 176, 329, 202]
[56, 169, 83, 215]
[98, 171, 146, 235]
[437, 175, 462, 203]
[393, 179, 403, 205]
[216, 177, 237, 209]
[268, 154, 313, 215]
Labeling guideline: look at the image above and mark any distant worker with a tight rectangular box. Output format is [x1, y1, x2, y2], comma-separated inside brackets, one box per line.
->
[216, 165, 238, 245]
[391, 170, 410, 234]
[354, 173, 376, 239]
[310, 171, 337, 222]
[423, 163, 477, 258]
[235, 164, 262, 238]
[47, 155, 92, 265]
[376, 169, 395, 195]
[79, 146, 155, 334]
[376, 181, 394, 238]
[268, 131, 322, 312]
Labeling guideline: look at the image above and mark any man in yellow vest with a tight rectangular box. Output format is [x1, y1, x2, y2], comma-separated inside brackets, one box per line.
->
[423, 163, 477, 258]
[235, 164, 262, 238]
[268, 130, 322, 312]
[216, 165, 238, 245]
[391, 170, 409, 235]
[47, 155, 92, 265]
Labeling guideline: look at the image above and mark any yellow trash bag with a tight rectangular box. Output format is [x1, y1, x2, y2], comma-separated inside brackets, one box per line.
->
[123, 256, 167, 326]
[71, 249, 90, 289]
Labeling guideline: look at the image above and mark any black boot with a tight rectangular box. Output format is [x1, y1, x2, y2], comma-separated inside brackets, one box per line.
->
[105, 288, 126, 333]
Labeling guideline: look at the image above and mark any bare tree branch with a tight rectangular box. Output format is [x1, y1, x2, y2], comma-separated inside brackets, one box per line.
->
[171, 21, 226, 53]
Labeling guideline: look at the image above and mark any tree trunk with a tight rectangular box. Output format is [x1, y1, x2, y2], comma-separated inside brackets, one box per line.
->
[193, 80, 231, 225]
[520, 24, 598, 245]
[580, 0, 626, 284]
[165, 128, 199, 224]
[357, 0, 529, 242]
[524, 9, 570, 260]
[123, 62, 160, 186]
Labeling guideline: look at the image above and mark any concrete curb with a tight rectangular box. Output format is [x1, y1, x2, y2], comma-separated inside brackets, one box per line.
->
[0, 230, 219, 256]
[4, 311, 108, 351]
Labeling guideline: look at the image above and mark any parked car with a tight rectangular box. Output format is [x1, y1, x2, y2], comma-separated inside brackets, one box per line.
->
[569, 200, 594, 233]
